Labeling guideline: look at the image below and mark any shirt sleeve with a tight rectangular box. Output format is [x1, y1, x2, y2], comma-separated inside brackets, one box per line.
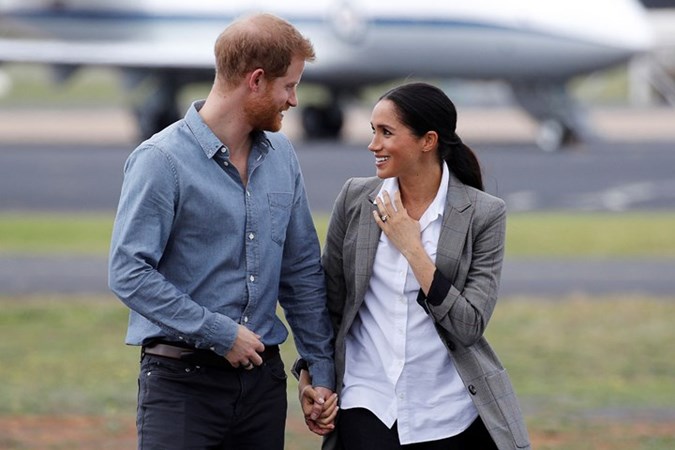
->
[108, 144, 238, 352]
[275, 146, 335, 390]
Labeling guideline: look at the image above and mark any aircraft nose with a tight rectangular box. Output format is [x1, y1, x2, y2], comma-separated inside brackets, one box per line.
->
[593, 2, 654, 54]
[618, 16, 653, 55]
[555, 0, 655, 72]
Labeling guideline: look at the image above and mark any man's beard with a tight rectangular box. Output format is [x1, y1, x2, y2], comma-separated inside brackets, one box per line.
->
[244, 90, 284, 132]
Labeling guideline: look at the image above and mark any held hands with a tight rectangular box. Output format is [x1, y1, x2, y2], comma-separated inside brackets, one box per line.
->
[225, 324, 265, 370]
[298, 370, 338, 436]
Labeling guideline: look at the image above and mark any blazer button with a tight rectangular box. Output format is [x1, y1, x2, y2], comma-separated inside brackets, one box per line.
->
[468, 385, 477, 395]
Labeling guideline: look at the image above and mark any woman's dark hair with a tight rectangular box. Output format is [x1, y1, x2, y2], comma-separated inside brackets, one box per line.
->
[379, 82, 484, 191]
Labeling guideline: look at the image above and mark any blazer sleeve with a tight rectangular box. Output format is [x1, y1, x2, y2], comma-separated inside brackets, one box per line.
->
[321, 178, 351, 334]
[422, 197, 507, 348]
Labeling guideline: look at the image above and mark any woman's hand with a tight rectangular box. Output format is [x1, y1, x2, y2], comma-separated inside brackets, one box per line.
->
[298, 369, 338, 436]
[373, 190, 436, 294]
[373, 190, 422, 256]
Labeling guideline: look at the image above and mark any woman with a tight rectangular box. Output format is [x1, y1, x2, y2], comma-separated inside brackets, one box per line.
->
[299, 82, 530, 449]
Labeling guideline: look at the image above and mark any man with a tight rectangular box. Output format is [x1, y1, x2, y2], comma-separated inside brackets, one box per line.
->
[108, 13, 335, 449]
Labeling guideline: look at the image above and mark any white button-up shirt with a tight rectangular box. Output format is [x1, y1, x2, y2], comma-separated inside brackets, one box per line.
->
[340, 163, 477, 444]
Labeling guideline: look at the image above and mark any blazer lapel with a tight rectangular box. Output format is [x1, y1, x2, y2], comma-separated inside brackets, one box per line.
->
[436, 175, 473, 280]
[352, 188, 382, 306]
[346, 175, 473, 314]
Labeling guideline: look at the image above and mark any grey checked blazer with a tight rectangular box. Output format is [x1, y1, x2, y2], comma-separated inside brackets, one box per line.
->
[321, 171, 531, 450]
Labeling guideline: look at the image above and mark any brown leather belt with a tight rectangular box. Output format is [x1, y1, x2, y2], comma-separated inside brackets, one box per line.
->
[142, 342, 280, 369]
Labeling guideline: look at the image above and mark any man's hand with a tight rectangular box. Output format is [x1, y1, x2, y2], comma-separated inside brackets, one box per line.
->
[225, 325, 265, 369]
[298, 370, 338, 436]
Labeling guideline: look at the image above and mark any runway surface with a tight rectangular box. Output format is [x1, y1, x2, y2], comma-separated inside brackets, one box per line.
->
[1, 107, 674, 296]
[1, 139, 674, 214]
[2, 254, 674, 297]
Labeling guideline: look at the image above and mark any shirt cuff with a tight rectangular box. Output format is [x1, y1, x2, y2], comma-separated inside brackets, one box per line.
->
[202, 313, 238, 356]
[291, 357, 308, 380]
[307, 359, 336, 392]
[416, 269, 452, 312]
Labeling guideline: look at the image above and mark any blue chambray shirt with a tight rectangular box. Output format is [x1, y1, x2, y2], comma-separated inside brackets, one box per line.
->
[109, 101, 335, 388]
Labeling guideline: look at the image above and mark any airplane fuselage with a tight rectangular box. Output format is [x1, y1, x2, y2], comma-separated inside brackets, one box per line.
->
[0, 0, 655, 148]
[0, 0, 652, 83]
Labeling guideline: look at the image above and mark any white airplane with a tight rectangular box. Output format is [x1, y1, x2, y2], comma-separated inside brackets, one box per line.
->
[0, 0, 653, 150]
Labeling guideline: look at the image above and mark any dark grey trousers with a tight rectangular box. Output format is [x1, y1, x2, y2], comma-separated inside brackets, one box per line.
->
[136, 353, 287, 450]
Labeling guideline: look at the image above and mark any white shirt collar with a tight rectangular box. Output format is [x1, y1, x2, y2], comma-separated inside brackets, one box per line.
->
[376, 162, 449, 230]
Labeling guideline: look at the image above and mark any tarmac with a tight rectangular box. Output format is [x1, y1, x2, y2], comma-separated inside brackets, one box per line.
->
[2, 254, 674, 297]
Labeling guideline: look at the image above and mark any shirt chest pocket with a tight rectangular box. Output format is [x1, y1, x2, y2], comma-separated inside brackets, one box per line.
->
[268, 192, 293, 246]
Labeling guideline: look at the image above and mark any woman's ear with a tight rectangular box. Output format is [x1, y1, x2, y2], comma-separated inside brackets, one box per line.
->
[423, 131, 439, 153]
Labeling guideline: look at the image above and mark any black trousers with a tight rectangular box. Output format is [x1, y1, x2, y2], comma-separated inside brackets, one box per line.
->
[338, 407, 498, 450]
[136, 352, 287, 450]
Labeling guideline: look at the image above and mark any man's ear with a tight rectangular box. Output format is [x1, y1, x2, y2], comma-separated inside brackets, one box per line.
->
[247, 68, 265, 92]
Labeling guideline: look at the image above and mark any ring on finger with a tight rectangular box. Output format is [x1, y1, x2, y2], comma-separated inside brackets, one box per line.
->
[380, 214, 388, 222]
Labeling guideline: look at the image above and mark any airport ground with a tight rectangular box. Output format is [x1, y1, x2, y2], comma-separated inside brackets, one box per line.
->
[1, 105, 674, 449]
[2, 102, 675, 146]
[2, 104, 675, 297]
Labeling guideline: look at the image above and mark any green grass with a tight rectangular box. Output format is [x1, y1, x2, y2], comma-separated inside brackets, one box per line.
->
[0, 65, 125, 107]
[506, 212, 675, 257]
[0, 295, 136, 415]
[2, 211, 675, 257]
[0, 209, 673, 446]
[0, 295, 673, 449]
[0, 213, 115, 255]
[487, 295, 675, 411]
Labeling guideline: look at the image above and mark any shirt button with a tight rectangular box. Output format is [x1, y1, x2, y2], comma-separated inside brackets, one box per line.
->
[248, 233, 255, 240]
[223, 161, 229, 167]
[246, 190, 251, 197]
[249, 275, 255, 282]
[243, 316, 249, 323]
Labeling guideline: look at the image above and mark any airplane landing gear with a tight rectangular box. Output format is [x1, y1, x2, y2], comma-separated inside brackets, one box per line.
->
[535, 119, 575, 152]
[511, 81, 589, 152]
[135, 102, 180, 141]
[301, 104, 344, 139]
[134, 75, 181, 141]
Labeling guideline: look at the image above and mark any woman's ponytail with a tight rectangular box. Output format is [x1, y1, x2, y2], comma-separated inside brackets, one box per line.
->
[380, 83, 484, 192]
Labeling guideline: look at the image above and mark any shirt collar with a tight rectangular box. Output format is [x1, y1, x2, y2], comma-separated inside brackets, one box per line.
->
[376, 162, 449, 230]
[185, 100, 273, 160]
[420, 161, 449, 230]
